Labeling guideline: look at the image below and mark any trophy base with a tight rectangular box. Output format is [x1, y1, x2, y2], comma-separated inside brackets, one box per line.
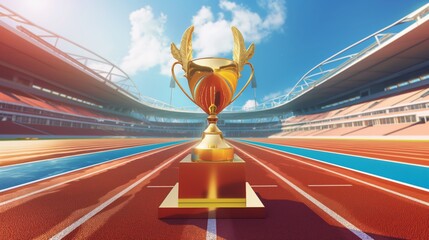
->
[158, 154, 265, 219]
[158, 182, 265, 219]
[191, 123, 234, 161]
[191, 147, 234, 162]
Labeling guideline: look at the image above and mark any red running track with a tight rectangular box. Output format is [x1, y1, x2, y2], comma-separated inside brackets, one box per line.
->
[0, 138, 428, 239]
[249, 138, 429, 166]
[229, 140, 429, 240]
[0, 138, 178, 166]
[0, 141, 207, 240]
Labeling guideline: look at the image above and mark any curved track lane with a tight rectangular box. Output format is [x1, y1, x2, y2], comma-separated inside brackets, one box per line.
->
[0, 138, 179, 166]
[0, 140, 188, 192]
[60, 145, 207, 240]
[231, 140, 429, 239]
[1, 138, 428, 239]
[238, 139, 429, 191]
[0, 141, 207, 240]
[250, 138, 429, 166]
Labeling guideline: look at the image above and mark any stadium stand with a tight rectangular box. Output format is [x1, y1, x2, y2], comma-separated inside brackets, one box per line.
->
[276, 85, 429, 137]
[1, 4, 428, 139]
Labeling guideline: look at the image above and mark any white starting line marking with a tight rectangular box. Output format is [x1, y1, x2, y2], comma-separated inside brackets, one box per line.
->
[251, 184, 278, 188]
[50, 146, 193, 240]
[308, 184, 353, 187]
[146, 185, 174, 188]
[234, 145, 373, 240]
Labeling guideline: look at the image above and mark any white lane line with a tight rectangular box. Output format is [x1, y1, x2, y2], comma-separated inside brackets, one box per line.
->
[0, 141, 176, 168]
[240, 142, 429, 207]
[146, 185, 174, 188]
[240, 140, 429, 168]
[0, 143, 147, 160]
[0, 143, 186, 207]
[240, 141, 429, 193]
[251, 185, 278, 188]
[50, 146, 192, 240]
[0, 142, 188, 194]
[206, 218, 217, 240]
[234, 145, 373, 240]
[308, 184, 353, 187]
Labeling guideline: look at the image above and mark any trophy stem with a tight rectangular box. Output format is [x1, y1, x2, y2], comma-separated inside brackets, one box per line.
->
[191, 109, 234, 162]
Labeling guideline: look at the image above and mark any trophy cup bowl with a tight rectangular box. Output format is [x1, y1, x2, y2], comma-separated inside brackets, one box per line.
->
[187, 58, 238, 115]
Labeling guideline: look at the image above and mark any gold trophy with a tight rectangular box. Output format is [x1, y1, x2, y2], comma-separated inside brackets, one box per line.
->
[171, 26, 254, 162]
[159, 26, 265, 219]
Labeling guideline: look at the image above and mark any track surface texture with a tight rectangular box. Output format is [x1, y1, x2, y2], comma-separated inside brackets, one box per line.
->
[0, 137, 427, 239]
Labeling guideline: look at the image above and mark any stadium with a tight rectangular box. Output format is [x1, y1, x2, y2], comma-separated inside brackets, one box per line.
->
[0, 2, 428, 240]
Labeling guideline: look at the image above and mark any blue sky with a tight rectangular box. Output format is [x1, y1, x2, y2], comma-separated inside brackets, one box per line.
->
[2, 0, 428, 110]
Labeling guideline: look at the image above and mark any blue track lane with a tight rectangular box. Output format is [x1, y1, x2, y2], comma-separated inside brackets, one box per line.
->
[238, 139, 429, 190]
[0, 140, 188, 192]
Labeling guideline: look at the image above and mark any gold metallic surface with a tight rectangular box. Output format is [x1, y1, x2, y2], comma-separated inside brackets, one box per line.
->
[159, 154, 265, 218]
[171, 26, 255, 162]
[171, 26, 194, 73]
[179, 155, 246, 199]
[158, 183, 265, 218]
[232, 26, 255, 73]
[188, 58, 237, 114]
[231, 62, 254, 103]
[179, 198, 246, 208]
[171, 62, 196, 104]
[191, 147, 234, 162]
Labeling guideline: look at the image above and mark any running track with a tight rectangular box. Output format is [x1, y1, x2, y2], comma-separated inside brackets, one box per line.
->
[0, 138, 427, 239]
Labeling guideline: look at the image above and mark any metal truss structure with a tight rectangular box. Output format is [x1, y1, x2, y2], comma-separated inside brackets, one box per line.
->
[1, 3, 428, 115]
[140, 96, 203, 113]
[0, 4, 141, 100]
[255, 3, 429, 112]
[141, 3, 429, 114]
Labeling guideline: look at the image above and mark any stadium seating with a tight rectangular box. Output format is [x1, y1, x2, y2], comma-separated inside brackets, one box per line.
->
[3, 82, 428, 138]
[0, 88, 122, 121]
[0, 120, 47, 135]
[276, 87, 429, 137]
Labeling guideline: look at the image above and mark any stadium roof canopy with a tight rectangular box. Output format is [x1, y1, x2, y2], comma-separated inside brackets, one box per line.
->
[261, 3, 429, 113]
[0, 4, 210, 119]
[1, 4, 429, 120]
[136, 2, 429, 119]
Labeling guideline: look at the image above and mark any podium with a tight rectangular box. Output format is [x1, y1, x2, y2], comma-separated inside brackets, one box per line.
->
[159, 155, 265, 218]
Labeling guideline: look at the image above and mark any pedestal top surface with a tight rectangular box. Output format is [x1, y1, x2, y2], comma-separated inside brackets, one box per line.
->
[181, 154, 245, 163]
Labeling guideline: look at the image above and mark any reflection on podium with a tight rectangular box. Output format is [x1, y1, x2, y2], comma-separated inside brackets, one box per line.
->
[159, 155, 265, 218]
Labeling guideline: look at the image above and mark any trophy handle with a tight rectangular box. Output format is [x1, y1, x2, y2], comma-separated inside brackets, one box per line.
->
[231, 62, 254, 103]
[171, 62, 196, 104]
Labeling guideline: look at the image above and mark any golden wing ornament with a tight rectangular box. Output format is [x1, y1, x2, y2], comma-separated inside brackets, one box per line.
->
[170, 26, 194, 73]
[179, 26, 194, 73]
[231, 26, 246, 72]
[232, 26, 255, 73]
[171, 43, 181, 62]
[246, 43, 255, 62]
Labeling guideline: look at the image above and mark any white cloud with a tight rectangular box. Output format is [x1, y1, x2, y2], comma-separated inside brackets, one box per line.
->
[262, 91, 282, 101]
[120, 1, 285, 76]
[262, 87, 291, 102]
[192, 0, 286, 58]
[242, 99, 258, 111]
[121, 6, 173, 76]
